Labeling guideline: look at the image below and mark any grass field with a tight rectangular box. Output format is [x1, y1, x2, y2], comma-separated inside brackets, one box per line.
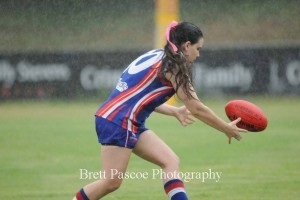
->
[0, 97, 300, 199]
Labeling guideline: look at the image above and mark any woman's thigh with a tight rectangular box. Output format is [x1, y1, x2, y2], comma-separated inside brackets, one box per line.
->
[133, 130, 179, 170]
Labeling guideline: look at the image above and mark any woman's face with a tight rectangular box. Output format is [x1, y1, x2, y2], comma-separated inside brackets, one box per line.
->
[183, 38, 204, 66]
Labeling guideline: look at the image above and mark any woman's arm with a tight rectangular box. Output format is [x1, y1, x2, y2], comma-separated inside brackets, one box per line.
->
[155, 103, 195, 126]
[154, 103, 177, 116]
[167, 74, 247, 143]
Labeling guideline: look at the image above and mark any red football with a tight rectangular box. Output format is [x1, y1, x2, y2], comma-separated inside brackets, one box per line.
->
[225, 100, 268, 132]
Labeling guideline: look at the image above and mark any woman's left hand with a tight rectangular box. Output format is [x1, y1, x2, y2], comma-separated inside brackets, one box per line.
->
[175, 106, 195, 126]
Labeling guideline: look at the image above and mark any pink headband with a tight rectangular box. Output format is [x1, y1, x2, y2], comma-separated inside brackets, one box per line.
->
[165, 20, 178, 52]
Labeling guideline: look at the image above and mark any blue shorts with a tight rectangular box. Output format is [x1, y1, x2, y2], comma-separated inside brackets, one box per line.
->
[95, 116, 148, 149]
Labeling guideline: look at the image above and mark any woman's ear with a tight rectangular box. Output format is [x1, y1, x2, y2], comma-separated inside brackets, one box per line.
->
[182, 41, 191, 51]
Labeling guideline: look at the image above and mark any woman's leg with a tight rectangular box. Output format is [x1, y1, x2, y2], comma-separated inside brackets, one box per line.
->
[133, 130, 188, 200]
[76, 146, 132, 200]
[133, 130, 180, 182]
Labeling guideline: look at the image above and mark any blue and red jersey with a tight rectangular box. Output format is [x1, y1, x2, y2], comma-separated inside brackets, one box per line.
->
[95, 49, 175, 133]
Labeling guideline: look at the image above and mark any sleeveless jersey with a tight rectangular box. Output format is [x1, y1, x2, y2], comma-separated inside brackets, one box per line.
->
[95, 49, 175, 133]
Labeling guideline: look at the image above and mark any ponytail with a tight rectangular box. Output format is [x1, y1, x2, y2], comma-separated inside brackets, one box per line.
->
[161, 21, 203, 99]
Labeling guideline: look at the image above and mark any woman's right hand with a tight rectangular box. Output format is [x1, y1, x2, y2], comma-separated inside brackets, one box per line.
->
[226, 117, 248, 144]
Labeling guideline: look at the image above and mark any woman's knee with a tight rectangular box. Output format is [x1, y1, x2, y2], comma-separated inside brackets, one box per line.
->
[161, 153, 180, 170]
[104, 178, 123, 192]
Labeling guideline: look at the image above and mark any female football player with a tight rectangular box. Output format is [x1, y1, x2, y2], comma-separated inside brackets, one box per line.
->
[73, 21, 247, 200]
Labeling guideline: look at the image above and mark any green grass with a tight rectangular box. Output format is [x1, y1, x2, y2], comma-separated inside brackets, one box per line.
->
[0, 97, 300, 199]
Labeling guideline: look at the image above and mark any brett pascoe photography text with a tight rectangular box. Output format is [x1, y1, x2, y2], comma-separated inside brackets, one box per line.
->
[79, 168, 222, 183]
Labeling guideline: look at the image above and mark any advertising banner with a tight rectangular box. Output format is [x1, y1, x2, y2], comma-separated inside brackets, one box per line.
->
[0, 47, 299, 99]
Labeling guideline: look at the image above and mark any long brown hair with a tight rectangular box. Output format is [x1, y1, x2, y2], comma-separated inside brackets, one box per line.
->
[161, 22, 203, 99]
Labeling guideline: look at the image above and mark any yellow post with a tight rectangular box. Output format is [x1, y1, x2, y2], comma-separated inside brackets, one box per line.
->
[155, 0, 179, 105]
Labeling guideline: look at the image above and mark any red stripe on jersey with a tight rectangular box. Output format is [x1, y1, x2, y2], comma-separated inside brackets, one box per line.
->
[164, 182, 185, 194]
[95, 62, 160, 117]
[107, 105, 125, 121]
[130, 88, 173, 132]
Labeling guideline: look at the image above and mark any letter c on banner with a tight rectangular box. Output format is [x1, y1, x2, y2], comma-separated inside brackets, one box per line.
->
[286, 60, 300, 86]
